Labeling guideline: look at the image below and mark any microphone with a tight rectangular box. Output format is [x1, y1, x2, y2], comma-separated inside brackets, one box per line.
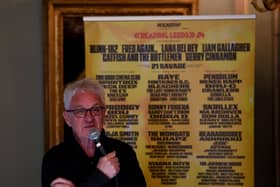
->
[88, 128, 107, 155]
[89, 128, 119, 186]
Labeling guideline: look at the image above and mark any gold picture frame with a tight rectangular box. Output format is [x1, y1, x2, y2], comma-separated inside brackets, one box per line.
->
[43, 0, 198, 150]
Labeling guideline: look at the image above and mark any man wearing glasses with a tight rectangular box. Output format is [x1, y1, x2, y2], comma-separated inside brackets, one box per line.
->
[42, 78, 146, 187]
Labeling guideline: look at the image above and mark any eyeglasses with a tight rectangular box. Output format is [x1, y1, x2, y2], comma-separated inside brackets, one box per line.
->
[65, 105, 106, 118]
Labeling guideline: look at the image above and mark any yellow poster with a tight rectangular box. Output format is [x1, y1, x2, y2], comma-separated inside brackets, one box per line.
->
[84, 15, 255, 187]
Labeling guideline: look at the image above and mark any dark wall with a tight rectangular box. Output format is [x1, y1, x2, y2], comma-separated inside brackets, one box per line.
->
[0, 0, 44, 186]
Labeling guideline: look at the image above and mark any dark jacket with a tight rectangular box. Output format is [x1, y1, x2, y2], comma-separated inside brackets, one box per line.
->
[42, 130, 146, 187]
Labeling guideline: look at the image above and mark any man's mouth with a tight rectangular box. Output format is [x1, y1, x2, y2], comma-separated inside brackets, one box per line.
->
[84, 125, 95, 129]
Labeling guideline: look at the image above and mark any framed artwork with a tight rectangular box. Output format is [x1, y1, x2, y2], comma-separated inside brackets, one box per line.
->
[43, 0, 198, 150]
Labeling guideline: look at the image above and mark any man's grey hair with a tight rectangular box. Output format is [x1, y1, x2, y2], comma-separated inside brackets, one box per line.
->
[63, 78, 105, 109]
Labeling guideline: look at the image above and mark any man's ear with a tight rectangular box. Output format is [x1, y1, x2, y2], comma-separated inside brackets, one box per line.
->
[63, 111, 72, 127]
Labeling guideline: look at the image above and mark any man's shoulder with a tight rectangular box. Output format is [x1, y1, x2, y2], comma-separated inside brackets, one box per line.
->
[43, 142, 68, 159]
[103, 136, 134, 152]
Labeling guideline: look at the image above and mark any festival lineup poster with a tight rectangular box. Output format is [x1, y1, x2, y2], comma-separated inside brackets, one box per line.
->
[84, 15, 255, 187]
